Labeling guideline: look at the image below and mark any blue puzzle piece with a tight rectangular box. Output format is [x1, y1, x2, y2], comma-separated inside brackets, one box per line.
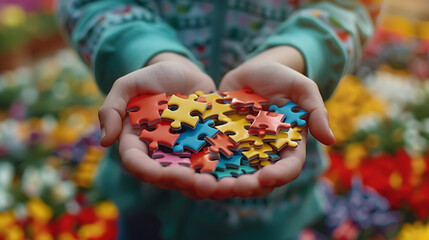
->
[173, 120, 219, 153]
[212, 168, 244, 179]
[269, 101, 307, 127]
[240, 165, 256, 174]
[268, 153, 280, 161]
[216, 151, 243, 171]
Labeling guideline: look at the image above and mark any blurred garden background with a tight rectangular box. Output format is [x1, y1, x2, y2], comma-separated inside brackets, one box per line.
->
[0, 0, 429, 239]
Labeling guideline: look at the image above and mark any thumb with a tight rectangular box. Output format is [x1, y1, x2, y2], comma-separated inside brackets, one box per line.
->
[98, 77, 137, 147]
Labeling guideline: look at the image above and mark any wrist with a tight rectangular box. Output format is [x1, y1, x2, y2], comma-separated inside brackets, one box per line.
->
[251, 46, 306, 74]
[147, 52, 202, 72]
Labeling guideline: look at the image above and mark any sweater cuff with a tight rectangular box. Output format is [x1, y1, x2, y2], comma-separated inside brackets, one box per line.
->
[248, 14, 347, 100]
[93, 22, 200, 95]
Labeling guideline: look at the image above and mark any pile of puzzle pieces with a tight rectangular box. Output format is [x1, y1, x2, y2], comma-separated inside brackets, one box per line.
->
[126, 88, 307, 179]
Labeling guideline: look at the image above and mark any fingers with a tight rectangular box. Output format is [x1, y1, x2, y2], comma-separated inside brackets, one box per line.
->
[258, 128, 308, 187]
[220, 63, 336, 146]
[99, 76, 138, 147]
[99, 61, 216, 147]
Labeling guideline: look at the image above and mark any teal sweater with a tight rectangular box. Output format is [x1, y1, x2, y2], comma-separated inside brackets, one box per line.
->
[58, 1, 375, 239]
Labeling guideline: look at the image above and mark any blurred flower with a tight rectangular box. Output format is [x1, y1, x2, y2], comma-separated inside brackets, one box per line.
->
[359, 149, 412, 209]
[322, 177, 401, 232]
[324, 150, 355, 191]
[397, 222, 429, 240]
[22, 165, 57, 197]
[27, 198, 53, 223]
[326, 75, 385, 144]
[0, 5, 26, 28]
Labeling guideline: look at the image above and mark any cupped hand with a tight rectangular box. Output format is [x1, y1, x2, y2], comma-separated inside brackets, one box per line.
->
[218, 46, 336, 192]
[98, 53, 224, 197]
[99, 52, 274, 200]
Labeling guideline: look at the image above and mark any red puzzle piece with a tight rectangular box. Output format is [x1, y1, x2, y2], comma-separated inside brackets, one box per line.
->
[220, 88, 269, 111]
[139, 121, 179, 151]
[127, 93, 169, 127]
[205, 133, 238, 158]
[190, 148, 218, 173]
[246, 110, 291, 137]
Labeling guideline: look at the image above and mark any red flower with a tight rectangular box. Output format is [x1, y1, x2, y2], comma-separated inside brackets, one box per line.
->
[409, 179, 429, 219]
[324, 151, 355, 192]
[359, 149, 412, 209]
[77, 207, 97, 225]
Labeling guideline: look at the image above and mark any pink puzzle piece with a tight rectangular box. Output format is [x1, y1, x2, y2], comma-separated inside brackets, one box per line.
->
[127, 93, 169, 127]
[246, 111, 291, 137]
[152, 150, 191, 167]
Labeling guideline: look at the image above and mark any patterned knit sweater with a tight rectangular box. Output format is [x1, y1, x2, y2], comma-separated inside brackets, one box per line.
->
[57, 1, 380, 239]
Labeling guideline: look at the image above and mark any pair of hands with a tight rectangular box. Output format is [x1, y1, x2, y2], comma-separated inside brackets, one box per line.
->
[98, 46, 336, 200]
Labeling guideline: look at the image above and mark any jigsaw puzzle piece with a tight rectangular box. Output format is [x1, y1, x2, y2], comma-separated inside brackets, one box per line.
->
[241, 143, 274, 161]
[195, 91, 235, 122]
[190, 148, 218, 173]
[269, 101, 308, 127]
[270, 127, 302, 151]
[161, 94, 208, 129]
[250, 158, 273, 167]
[152, 150, 191, 167]
[173, 120, 219, 153]
[220, 88, 269, 111]
[215, 117, 251, 144]
[205, 132, 238, 158]
[246, 110, 290, 137]
[215, 151, 243, 171]
[212, 168, 244, 179]
[268, 153, 281, 161]
[127, 93, 169, 127]
[211, 164, 256, 179]
[139, 121, 179, 151]
[241, 134, 277, 148]
[240, 165, 256, 174]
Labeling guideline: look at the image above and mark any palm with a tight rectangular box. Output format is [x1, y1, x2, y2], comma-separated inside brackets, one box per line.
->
[219, 60, 335, 188]
[115, 62, 279, 199]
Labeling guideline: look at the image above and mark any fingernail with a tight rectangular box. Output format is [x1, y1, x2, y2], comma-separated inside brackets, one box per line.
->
[100, 128, 106, 142]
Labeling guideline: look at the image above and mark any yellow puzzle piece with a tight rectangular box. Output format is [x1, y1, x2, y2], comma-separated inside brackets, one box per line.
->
[215, 115, 250, 144]
[270, 127, 302, 150]
[195, 91, 235, 122]
[241, 143, 274, 160]
[161, 94, 207, 129]
[242, 134, 277, 148]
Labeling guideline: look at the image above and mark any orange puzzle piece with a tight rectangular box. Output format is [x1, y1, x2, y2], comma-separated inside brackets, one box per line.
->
[139, 121, 179, 151]
[126, 93, 169, 127]
[221, 88, 269, 111]
[190, 148, 218, 173]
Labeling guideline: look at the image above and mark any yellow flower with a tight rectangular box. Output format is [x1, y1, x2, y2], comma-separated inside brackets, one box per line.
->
[0, 211, 15, 235]
[326, 75, 385, 144]
[95, 201, 119, 220]
[58, 232, 78, 240]
[5, 225, 25, 240]
[344, 143, 368, 169]
[0, 5, 26, 28]
[27, 198, 53, 223]
[397, 222, 429, 240]
[34, 232, 54, 240]
[78, 221, 105, 240]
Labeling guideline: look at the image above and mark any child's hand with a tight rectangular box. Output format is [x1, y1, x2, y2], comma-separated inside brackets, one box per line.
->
[98, 52, 225, 197]
[218, 46, 336, 191]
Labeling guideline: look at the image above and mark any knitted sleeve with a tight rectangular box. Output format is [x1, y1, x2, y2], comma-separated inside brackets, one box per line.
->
[57, 0, 199, 95]
[248, 0, 381, 100]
